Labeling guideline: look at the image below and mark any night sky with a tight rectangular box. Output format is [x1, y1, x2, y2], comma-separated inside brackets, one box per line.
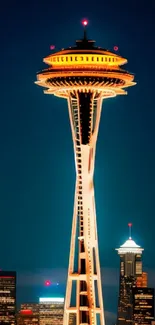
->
[0, 0, 155, 324]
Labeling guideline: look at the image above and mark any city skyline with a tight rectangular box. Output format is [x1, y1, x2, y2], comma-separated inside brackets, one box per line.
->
[0, 0, 155, 324]
[0, 229, 154, 312]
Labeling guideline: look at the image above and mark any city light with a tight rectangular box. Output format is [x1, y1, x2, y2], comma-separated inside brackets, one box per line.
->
[50, 45, 55, 50]
[44, 280, 51, 286]
[116, 238, 143, 254]
[39, 297, 64, 303]
[82, 19, 88, 26]
[20, 310, 33, 315]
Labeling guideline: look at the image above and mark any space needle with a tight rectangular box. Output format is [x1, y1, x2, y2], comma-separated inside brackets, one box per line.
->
[35, 21, 136, 325]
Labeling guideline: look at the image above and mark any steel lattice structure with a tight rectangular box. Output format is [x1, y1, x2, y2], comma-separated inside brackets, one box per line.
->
[36, 26, 135, 325]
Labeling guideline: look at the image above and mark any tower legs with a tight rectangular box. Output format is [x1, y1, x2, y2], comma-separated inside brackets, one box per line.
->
[63, 92, 105, 325]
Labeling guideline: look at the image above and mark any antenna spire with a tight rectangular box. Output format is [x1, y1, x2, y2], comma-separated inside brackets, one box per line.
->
[82, 19, 88, 40]
[128, 223, 132, 239]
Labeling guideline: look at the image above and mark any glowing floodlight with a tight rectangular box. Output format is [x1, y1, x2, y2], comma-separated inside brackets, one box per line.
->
[39, 297, 64, 303]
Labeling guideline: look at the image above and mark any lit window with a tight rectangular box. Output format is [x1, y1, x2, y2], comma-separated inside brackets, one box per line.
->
[136, 261, 142, 274]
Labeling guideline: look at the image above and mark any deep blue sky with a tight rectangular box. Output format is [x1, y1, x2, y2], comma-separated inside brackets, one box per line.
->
[0, 0, 155, 323]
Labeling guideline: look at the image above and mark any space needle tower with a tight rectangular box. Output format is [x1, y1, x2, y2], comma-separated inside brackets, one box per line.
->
[36, 21, 136, 325]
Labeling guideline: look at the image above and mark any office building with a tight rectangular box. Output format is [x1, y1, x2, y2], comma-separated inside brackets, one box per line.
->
[39, 298, 64, 325]
[133, 287, 154, 324]
[0, 271, 16, 325]
[17, 303, 39, 325]
[116, 226, 144, 325]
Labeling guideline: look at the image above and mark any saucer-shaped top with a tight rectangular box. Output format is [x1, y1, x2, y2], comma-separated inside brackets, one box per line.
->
[43, 37, 127, 68]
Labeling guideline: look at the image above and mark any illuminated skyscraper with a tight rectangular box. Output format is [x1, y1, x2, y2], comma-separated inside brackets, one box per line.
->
[116, 225, 144, 325]
[0, 271, 16, 325]
[133, 287, 154, 325]
[36, 22, 135, 325]
[39, 298, 64, 325]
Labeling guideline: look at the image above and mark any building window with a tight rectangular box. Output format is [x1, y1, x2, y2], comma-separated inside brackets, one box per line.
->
[86, 57, 89, 61]
[136, 262, 142, 275]
[66, 57, 68, 61]
[121, 262, 124, 275]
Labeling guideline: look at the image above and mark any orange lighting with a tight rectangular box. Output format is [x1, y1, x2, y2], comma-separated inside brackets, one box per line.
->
[36, 27, 136, 325]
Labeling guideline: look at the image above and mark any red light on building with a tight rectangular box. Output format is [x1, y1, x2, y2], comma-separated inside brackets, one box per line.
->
[82, 19, 88, 26]
[0, 276, 15, 278]
[50, 45, 55, 50]
[45, 280, 51, 286]
[20, 310, 33, 315]
[114, 46, 118, 51]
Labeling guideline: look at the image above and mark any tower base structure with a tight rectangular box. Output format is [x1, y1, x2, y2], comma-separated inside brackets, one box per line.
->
[63, 91, 105, 325]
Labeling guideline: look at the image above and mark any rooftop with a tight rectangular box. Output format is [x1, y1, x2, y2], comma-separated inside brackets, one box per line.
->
[116, 237, 144, 254]
[43, 26, 127, 66]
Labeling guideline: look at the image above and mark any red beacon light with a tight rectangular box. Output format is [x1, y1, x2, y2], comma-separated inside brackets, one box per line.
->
[50, 45, 55, 50]
[114, 46, 118, 51]
[20, 310, 32, 315]
[45, 280, 51, 286]
[82, 19, 88, 27]
[128, 223, 132, 239]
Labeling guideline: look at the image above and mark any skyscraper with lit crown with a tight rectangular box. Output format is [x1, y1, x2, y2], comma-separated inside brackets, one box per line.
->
[116, 225, 144, 325]
[36, 22, 135, 325]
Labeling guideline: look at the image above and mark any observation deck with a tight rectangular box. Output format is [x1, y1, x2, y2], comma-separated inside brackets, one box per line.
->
[36, 33, 136, 99]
